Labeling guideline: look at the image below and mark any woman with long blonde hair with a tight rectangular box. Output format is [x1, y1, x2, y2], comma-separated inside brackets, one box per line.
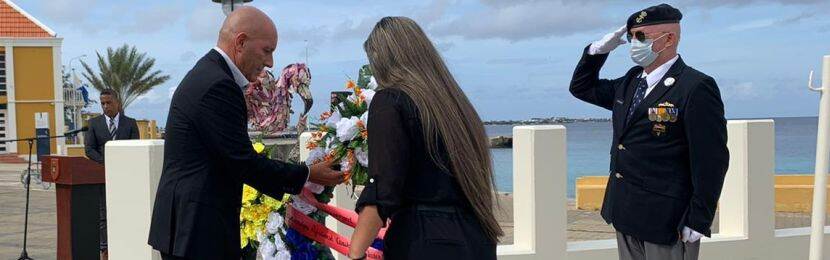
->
[348, 16, 502, 260]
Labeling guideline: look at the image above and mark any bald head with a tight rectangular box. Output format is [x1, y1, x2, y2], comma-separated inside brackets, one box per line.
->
[216, 6, 278, 82]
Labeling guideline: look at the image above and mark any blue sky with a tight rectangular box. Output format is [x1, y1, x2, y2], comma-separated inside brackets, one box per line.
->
[14, 0, 830, 125]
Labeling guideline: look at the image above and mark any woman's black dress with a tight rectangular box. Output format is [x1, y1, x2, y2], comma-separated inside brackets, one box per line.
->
[355, 88, 497, 260]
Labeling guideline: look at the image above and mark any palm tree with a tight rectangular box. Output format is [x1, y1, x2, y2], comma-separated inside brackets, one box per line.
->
[81, 44, 170, 110]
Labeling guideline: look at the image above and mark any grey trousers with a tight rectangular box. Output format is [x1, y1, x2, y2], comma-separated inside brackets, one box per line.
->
[616, 232, 700, 260]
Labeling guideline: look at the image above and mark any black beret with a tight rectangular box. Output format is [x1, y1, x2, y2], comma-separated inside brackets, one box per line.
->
[627, 3, 682, 32]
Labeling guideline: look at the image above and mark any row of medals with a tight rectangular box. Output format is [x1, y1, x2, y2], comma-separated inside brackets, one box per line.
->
[648, 102, 678, 136]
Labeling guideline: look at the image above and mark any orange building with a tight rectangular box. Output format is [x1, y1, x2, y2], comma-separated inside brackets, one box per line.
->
[0, 0, 64, 155]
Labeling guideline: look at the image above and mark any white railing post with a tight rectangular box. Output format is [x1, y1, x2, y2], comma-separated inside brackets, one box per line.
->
[810, 55, 830, 260]
[708, 120, 776, 260]
[105, 140, 165, 260]
[498, 125, 567, 259]
[719, 120, 776, 240]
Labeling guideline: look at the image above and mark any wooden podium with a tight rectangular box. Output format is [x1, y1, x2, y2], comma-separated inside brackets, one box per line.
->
[41, 156, 105, 260]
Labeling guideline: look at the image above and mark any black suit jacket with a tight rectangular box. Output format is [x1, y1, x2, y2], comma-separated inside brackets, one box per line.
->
[148, 49, 309, 259]
[569, 45, 729, 245]
[84, 114, 140, 164]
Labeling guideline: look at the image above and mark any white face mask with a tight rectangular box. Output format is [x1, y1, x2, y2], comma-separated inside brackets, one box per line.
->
[630, 33, 668, 67]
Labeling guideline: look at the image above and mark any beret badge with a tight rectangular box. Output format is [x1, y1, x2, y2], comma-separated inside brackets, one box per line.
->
[636, 11, 647, 23]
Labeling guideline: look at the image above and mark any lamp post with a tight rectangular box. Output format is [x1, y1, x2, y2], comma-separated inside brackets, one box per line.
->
[68, 54, 86, 74]
[212, 0, 253, 16]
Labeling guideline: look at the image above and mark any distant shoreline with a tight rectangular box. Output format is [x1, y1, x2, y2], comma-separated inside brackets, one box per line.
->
[483, 115, 819, 126]
[484, 117, 610, 125]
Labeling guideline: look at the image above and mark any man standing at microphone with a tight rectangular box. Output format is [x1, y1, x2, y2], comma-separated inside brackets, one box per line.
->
[84, 88, 140, 260]
[569, 4, 729, 260]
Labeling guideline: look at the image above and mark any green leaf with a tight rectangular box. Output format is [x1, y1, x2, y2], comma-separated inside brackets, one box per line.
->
[356, 64, 373, 89]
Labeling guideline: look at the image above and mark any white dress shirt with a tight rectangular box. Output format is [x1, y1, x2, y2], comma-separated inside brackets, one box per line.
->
[213, 47, 250, 89]
[640, 55, 679, 97]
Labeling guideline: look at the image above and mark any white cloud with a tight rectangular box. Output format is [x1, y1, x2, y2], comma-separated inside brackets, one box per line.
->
[431, 0, 614, 42]
[38, 0, 97, 23]
[727, 19, 777, 31]
[119, 5, 184, 34]
[412, 0, 454, 26]
[186, 5, 225, 42]
[134, 87, 170, 105]
[676, 0, 826, 8]
[179, 51, 197, 63]
[36, 0, 102, 34]
[732, 82, 758, 99]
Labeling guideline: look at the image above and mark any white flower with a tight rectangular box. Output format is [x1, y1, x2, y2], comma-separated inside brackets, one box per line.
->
[275, 250, 291, 260]
[341, 155, 354, 172]
[360, 112, 369, 127]
[265, 212, 284, 235]
[305, 148, 325, 165]
[291, 196, 317, 215]
[259, 239, 277, 260]
[367, 76, 378, 90]
[347, 93, 359, 103]
[324, 136, 335, 154]
[336, 117, 361, 141]
[362, 89, 376, 106]
[305, 182, 325, 194]
[355, 146, 369, 167]
[325, 110, 342, 129]
[273, 234, 287, 251]
[256, 230, 268, 243]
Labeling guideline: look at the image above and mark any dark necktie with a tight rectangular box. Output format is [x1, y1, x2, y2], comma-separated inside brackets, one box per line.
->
[626, 77, 648, 124]
[108, 118, 117, 140]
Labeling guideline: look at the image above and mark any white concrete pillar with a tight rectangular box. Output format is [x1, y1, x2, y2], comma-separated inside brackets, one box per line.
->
[719, 120, 776, 241]
[105, 140, 165, 260]
[498, 125, 567, 259]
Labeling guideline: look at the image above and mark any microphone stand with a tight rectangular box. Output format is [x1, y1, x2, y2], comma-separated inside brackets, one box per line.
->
[0, 132, 83, 260]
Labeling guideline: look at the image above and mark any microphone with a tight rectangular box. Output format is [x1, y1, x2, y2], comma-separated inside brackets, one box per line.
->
[64, 126, 89, 136]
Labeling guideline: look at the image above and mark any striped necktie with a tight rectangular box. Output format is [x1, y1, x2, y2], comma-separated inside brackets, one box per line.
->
[108, 117, 117, 140]
[626, 77, 649, 124]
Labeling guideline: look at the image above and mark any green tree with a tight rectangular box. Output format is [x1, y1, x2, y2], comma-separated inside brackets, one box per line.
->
[81, 44, 170, 110]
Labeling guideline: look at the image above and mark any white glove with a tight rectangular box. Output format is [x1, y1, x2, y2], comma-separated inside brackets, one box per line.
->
[588, 25, 628, 55]
[681, 226, 704, 243]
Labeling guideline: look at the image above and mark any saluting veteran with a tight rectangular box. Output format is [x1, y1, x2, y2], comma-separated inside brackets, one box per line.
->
[569, 3, 729, 260]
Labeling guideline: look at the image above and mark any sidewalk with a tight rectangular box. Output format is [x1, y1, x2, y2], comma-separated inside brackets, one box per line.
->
[0, 163, 56, 259]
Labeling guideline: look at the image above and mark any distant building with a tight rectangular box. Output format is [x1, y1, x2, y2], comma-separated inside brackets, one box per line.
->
[0, 0, 64, 155]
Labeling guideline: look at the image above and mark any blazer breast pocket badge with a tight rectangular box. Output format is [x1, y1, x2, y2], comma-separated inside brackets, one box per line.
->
[648, 102, 678, 136]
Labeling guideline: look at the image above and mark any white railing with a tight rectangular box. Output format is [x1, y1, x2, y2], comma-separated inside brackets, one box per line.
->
[105, 119, 830, 260]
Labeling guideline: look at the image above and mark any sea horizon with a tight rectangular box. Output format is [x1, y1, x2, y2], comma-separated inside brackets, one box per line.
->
[487, 116, 821, 196]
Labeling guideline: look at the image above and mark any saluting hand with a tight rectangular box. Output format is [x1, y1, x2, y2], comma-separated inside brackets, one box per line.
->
[589, 25, 628, 55]
[308, 160, 345, 186]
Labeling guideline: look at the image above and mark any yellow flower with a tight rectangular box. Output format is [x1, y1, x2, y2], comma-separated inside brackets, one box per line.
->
[261, 194, 285, 211]
[240, 228, 249, 248]
[252, 142, 266, 154]
[242, 185, 259, 205]
[241, 224, 257, 247]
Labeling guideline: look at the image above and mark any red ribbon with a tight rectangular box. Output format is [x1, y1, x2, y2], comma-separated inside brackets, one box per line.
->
[286, 205, 383, 260]
[299, 188, 387, 239]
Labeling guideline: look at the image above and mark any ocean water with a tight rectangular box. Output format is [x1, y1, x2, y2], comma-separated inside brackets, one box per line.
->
[486, 117, 820, 197]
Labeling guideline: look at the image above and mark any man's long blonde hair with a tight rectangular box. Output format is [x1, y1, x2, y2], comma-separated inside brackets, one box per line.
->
[364, 16, 503, 241]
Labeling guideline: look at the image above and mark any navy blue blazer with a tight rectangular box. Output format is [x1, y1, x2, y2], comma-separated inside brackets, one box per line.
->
[570, 45, 729, 245]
